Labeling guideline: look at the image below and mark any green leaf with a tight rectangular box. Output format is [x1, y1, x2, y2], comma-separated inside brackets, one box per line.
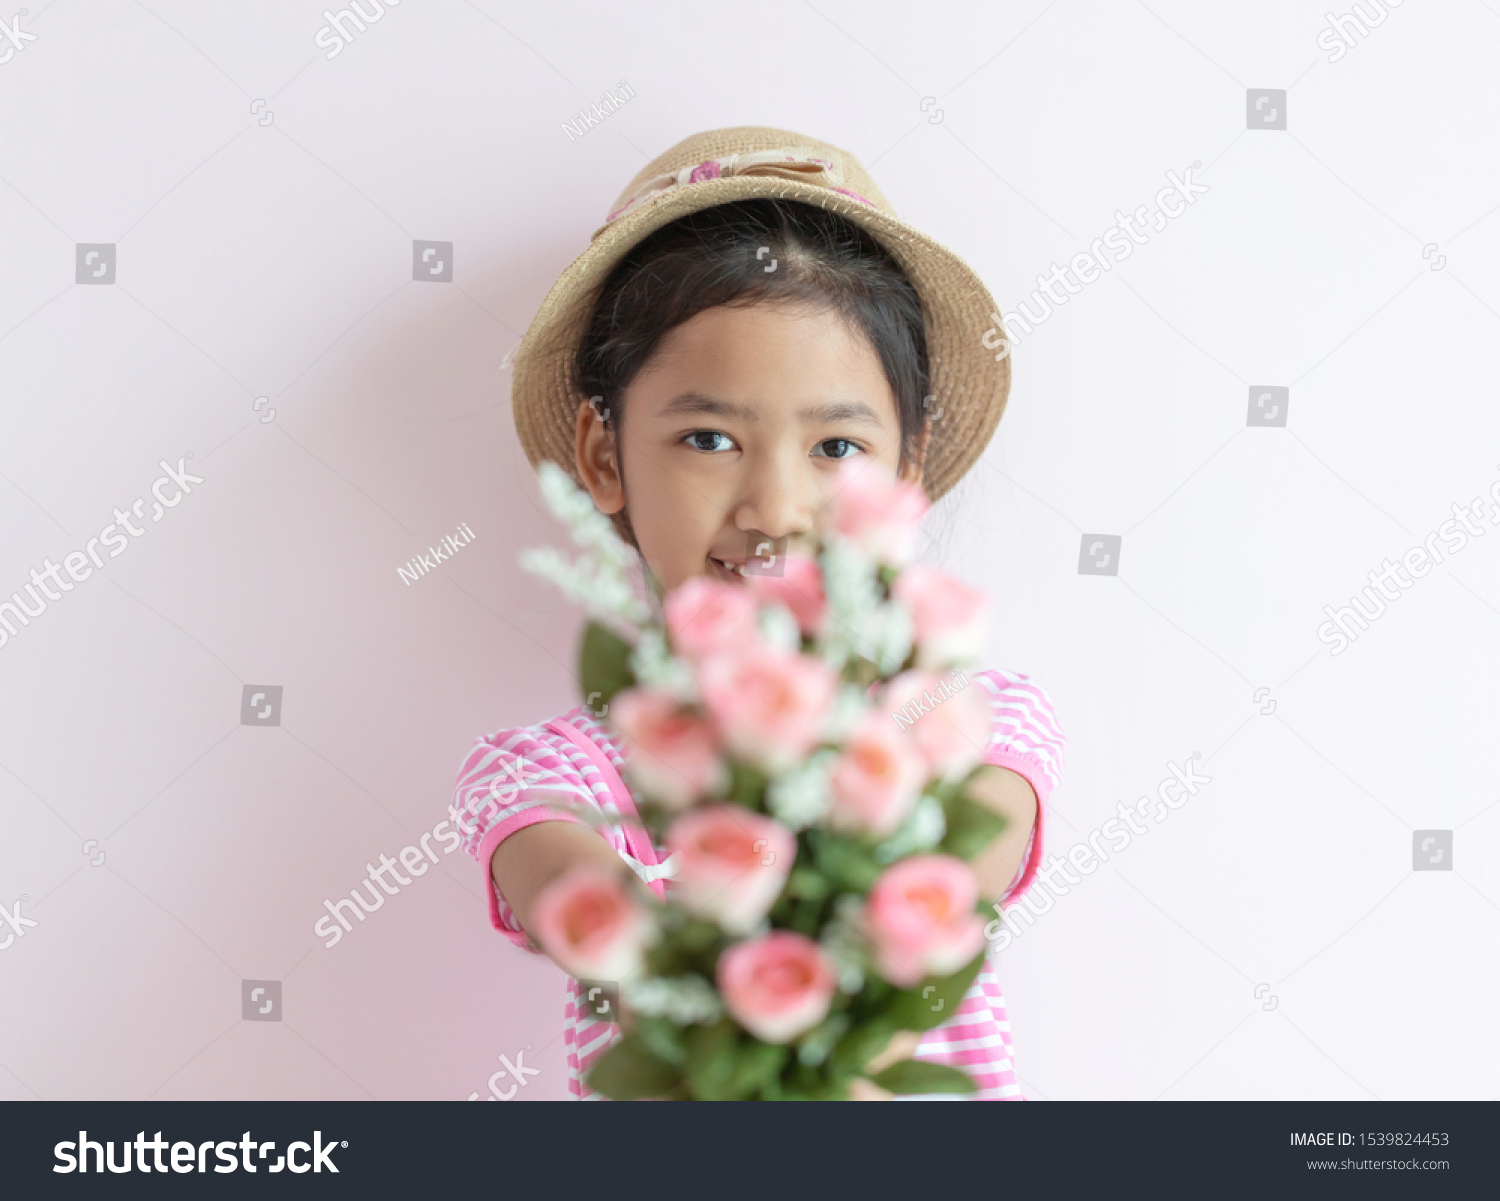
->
[584, 1034, 681, 1100]
[795, 1012, 851, 1067]
[869, 1060, 978, 1095]
[728, 762, 768, 810]
[677, 918, 722, 953]
[888, 948, 988, 1032]
[786, 867, 829, 902]
[682, 1019, 737, 1093]
[725, 1041, 787, 1099]
[789, 897, 825, 938]
[634, 1015, 687, 1066]
[939, 793, 1008, 861]
[644, 941, 688, 978]
[830, 1016, 898, 1076]
[810, 832, 882, 892]
[579, 621, 635, 715]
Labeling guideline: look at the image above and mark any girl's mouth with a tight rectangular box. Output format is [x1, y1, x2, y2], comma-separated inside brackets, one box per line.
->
[709, 557, 746, 581]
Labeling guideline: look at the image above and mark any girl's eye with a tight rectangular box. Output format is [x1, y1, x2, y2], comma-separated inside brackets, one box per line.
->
[812, 438, 862, 460]
[684, 431, 734, 453]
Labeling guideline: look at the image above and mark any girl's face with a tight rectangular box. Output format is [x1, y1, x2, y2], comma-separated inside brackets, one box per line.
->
[575, 301, 922, 592]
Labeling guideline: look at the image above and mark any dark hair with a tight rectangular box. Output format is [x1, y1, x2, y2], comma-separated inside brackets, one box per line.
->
[572, 198, 931, 478]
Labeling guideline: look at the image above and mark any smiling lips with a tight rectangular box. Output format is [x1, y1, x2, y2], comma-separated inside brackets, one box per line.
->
[709, 557, 747, 580]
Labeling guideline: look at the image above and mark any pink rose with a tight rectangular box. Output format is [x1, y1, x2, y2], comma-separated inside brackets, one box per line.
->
[717, 931, 837, 1044]
[884, 670, 990, 781]
[697, 647, 837, 774]
[664, 577, 761, 660]
[825, 459, 929, 567]
[531, 865, 656, 982]
[864, 855, 985, 988]
[666, 806, 795, 934]
[827, 713, 927, 837]
[745, 555, 826, 636]
[892, 565, 988, 669]
[610, 688, 726, 811]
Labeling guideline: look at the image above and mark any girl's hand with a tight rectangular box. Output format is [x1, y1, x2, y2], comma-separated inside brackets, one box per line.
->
[849, 1029, 924, 1100]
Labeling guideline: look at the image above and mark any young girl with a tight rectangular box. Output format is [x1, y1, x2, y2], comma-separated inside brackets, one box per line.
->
[450, 127, 1066, 1100]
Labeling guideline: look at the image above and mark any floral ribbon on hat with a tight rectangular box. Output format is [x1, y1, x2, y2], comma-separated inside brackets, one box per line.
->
[605, 148, 876, 223]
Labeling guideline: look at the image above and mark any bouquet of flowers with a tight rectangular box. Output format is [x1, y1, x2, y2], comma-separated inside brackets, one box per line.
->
[519, 458, 1004, 1100]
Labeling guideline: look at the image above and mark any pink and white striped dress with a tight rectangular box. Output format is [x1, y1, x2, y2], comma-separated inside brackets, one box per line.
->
[451, 668, 1065, 1100]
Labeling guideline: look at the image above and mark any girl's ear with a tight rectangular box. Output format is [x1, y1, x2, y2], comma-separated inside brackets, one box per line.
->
[575, 398, 625, 514]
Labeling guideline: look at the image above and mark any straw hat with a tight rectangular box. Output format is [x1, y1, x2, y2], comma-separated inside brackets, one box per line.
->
[511, 125, 1011, 502]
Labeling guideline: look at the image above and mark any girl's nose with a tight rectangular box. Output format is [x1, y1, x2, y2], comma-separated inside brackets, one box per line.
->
[733, 447, 817, 542]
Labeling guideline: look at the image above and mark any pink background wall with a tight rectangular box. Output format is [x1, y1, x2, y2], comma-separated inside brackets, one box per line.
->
[2, 0, 1498, 1100]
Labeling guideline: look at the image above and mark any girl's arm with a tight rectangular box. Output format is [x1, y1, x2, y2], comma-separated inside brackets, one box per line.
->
[963, 764, 1039, 902]
[966, 668, 1066, 906]
[492, 768, 1037, 937]
[490, 821, 627, 945]
[490, 765, 1039, 935]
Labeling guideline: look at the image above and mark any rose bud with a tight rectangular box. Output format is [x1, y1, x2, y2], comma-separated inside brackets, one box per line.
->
[827, 713, 927, 838]
[744, 555, 826, 636]
[883, 670, 990, 781]
[610, 687, 726, 811]
[664, 576, 761, 660]
[824, 459, 929, 567]
[697, 647, 837, 775]
[717, 931, 837, 1044]
[864, 855, 986, 988]
[531, 864, 657, 982]
[892, 565, 987, 669]
[666, 806, 796, 935]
